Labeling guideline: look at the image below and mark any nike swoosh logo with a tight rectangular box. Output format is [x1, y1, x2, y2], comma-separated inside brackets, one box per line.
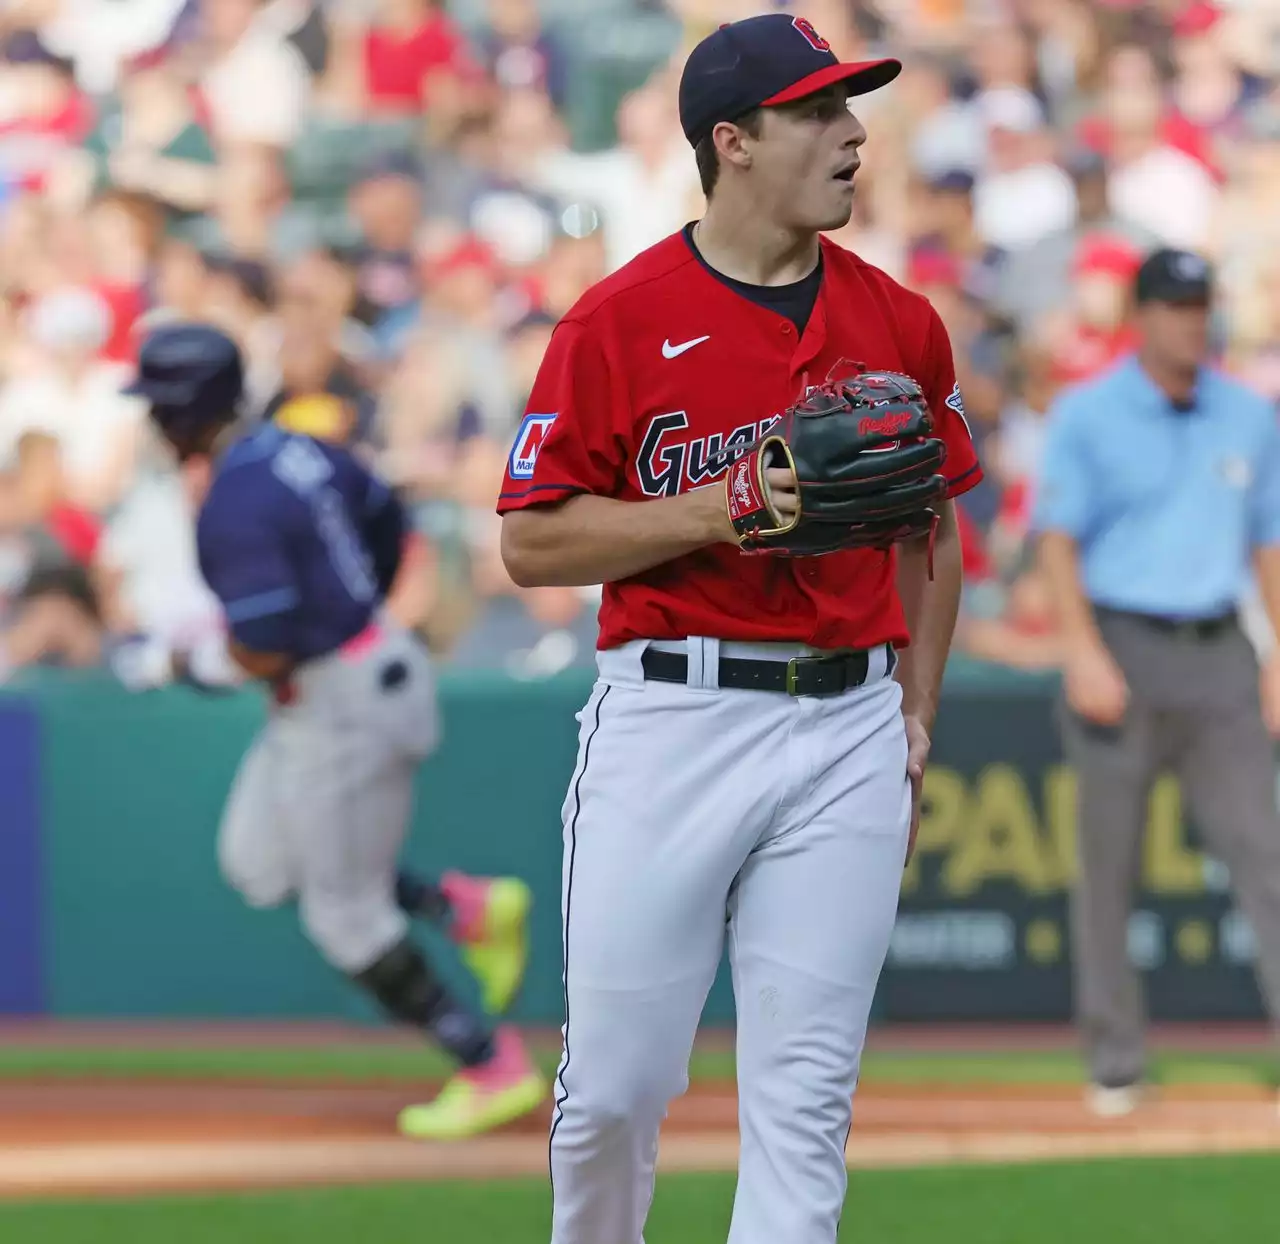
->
[662, 335, 710, 359]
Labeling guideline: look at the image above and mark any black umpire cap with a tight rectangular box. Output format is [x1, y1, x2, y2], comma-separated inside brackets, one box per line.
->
[1133, 248, 1213, 307]
[125, 322, 245, 440]
[677, 13, 901, 149]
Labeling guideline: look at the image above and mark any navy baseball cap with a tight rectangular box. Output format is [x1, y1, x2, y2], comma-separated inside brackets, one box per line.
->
[678, 13, 901, 148]
[1134, 248, 1213, 306]
[125, 323, 244, 435]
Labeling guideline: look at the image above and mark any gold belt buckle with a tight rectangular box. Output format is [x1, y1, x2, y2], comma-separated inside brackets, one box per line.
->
[786, 654, 837, 696]
[786, 657, 800, 696]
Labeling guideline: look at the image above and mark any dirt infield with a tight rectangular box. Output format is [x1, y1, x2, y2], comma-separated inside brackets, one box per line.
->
[1, 1078, 1278, 1200]
[0, 1019, 1269, 1051]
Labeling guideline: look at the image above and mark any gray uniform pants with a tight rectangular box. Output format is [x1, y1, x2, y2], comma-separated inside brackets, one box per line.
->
[1060, 609, 1280, 1085]
[217, 620, 440, 975]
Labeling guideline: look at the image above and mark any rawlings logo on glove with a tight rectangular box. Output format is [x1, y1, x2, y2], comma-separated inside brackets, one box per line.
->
[724, 364, 948, 558]
[857, 410, 914, 440]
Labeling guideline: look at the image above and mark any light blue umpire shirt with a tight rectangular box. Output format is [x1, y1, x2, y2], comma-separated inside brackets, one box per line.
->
[1031, 354, 1280, 621]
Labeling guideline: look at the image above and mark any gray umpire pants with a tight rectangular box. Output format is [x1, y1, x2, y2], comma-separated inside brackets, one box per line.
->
[1059, 609, 1280, 1086]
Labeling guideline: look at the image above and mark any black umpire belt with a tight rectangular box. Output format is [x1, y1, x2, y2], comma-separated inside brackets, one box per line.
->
[1097, 607, 1237, 642]
[641, 644, 894, 698]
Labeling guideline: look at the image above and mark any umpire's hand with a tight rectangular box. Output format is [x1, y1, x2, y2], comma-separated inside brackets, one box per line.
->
[1065, 640, 1129, 726]
[1261, 652, 1280, 738]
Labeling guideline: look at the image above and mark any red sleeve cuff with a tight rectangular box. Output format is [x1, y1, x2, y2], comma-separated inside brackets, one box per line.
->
[945, 462, 983, 500]
[496, 482, 587, 513]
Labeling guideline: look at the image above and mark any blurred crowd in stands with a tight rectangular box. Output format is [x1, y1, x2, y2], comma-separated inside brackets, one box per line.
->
[0, 0, 1277, 684]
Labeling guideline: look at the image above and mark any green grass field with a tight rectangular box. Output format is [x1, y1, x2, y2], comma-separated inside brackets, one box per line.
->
[1, 1156, 1277, 1243]
[0, 1038, 1275, 1241]
[0, 1042, 1274, 1086]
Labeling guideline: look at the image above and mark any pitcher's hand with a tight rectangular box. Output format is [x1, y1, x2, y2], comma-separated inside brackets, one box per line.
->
[764, 466, 799, 522]
[903, 713, 931, 866]
[703, 466, 798, 543]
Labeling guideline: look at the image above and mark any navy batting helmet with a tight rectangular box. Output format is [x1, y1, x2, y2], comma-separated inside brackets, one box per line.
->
[124, 322, 244, 441]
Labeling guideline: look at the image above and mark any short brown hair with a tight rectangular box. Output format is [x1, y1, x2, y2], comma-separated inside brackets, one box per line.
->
[694, 109, 763, 199]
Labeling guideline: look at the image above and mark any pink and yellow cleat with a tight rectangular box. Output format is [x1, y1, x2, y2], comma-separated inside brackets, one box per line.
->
[398, 1026, 548, 1141]
[441, 872, 533, 1016]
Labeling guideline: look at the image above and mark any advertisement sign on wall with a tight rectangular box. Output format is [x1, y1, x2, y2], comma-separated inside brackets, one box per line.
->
[881, 695, 1266, 1021]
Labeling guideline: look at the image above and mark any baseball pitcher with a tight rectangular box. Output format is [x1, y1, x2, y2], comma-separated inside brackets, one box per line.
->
[500, 14, 981, 1243]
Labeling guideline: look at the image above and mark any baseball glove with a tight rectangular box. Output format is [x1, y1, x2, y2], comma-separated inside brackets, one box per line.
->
[724, 367, 948, 558]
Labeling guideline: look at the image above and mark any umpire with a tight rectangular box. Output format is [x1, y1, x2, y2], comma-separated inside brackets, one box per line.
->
[1033, 248, 1280, 1117]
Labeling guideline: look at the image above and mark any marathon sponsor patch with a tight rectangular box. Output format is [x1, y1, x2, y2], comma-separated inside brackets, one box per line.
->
[509, 413, 557, 479]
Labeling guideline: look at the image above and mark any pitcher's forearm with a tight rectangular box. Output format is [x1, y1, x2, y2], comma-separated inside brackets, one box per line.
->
[894, 502, 963, 729]
[500, 487, 735, 587]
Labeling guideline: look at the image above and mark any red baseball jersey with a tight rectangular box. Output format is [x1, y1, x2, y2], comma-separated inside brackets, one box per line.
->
[498, 232, 982, 651]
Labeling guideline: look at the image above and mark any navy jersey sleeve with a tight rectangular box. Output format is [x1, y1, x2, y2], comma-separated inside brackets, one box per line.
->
[358, 467, 407, 599]
[196, 491, 302, 656]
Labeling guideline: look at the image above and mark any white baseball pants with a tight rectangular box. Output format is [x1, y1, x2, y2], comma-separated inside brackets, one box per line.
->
[549, 637, 912, 1244]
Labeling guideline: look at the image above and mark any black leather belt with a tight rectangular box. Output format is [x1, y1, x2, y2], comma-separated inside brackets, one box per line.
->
[641, 644, 892, 697]
[1099, 608, 1237, 642]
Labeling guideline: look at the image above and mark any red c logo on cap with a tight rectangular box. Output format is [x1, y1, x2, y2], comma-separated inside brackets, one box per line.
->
[792, 17, 831, 52]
